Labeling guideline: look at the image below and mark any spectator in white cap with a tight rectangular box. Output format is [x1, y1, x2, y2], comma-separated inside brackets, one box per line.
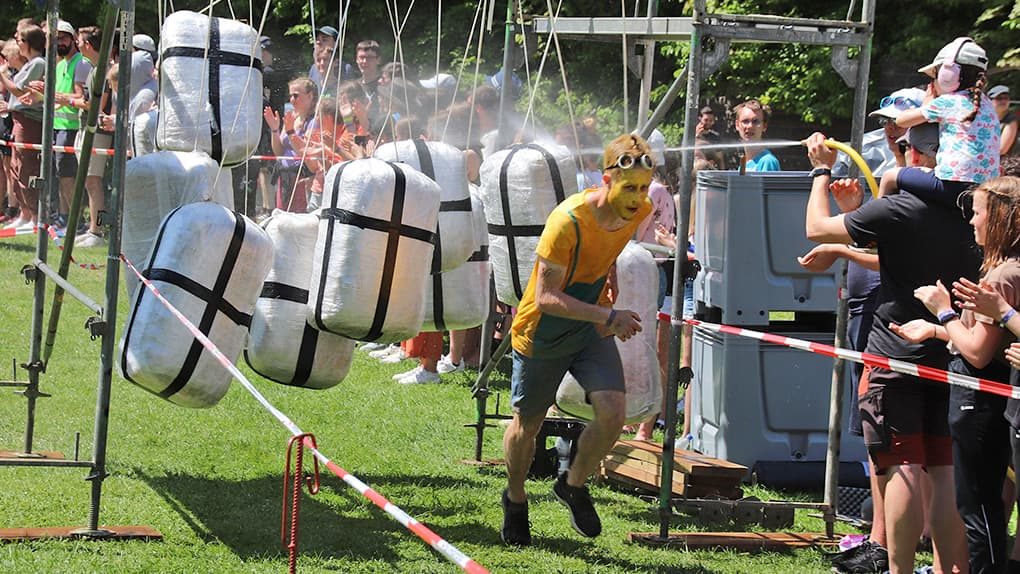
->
[420, 73, 457, 110]
[989, 85, 1017, 157]
[49, 20, 91, 231]
[887, 37, 1000, 206]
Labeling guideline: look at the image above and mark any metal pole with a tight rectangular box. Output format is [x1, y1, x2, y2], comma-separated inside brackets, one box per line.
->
[21, 0, 62, 457]
[658, 0, 706, 540]
[41, 3, 119, 366]
[822, 0, 874, 540]
[80, 0, 132, 536]
[637, 68, 687, 140]
[495, 0, 516, 150]
[473, 277, 498, 461]
[635, 0, 658, 125]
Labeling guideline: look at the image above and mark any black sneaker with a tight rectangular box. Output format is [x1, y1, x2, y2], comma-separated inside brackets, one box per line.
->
[501, 489, 531, 546]
[552, 473, 602, 538]
[830, 540, 889, 574]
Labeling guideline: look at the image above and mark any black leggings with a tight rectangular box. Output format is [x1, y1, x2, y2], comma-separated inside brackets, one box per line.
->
[949, 356, 1010, 574]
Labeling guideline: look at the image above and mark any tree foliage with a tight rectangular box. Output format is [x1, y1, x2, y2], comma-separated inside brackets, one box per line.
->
[0, 0, 1013, 136]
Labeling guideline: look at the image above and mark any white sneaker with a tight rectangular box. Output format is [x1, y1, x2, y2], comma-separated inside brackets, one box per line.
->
[74, 231, 106, 248]
[378, 349, 408, 364]
[369, 345, 399, 359]
[4, 217, 27, 230]
[398, 368, 441, 385]
[392, 365, 423, 380]
[358, 342, 387, 353]
[436, 354, 464, 374]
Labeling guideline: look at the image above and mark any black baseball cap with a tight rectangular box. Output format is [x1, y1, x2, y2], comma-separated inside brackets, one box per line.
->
[316, 26, 339, 39]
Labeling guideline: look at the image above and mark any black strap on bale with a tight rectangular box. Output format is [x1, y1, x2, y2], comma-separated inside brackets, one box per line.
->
[246, 281, 320, 387]
[413, 139, 446, 331]
[315, 161, 436, 341]
[161, 17, 263, 163]
[121, 206, 249, 400]
[489, 143, 566, 302]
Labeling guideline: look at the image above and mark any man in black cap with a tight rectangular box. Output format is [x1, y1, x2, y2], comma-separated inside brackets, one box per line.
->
[309, 25, 353, 92]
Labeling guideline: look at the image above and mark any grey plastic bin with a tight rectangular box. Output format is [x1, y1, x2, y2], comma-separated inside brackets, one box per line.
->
[689, 325, 868, 471]
[693, 171, 840, 325]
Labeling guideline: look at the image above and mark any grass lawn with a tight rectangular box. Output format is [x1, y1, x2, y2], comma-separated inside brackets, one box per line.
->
[0, 235, 865, 573]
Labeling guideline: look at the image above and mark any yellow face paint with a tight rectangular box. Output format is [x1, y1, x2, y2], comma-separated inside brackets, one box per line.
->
[607, 168, 652, 220]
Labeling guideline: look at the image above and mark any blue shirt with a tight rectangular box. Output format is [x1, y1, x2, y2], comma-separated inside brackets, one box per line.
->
[745, 149, 781, 172]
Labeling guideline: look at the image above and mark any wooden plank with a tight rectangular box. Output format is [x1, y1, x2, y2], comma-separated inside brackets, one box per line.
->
[603, 453, 742, 489]
[629, 531, 841, 551]
[604, 461, 686, 495]
[0, 526, 163, 542]
[615, 440, 747, 479]
[603, 467, 743, 499]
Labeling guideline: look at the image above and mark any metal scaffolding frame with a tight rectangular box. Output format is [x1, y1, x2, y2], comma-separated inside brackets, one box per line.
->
[0, 0, 158, 541]
[471, 0, 876, 541]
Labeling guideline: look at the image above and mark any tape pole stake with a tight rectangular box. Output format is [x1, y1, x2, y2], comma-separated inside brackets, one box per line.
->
[121, 253, 489, 574]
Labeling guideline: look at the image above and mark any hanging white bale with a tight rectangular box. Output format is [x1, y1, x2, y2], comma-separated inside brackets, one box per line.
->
[119, 203, 273, 408]
[374, 139, 477, 272]
[122, 151, 234, 299]
[421, 187, 490, 332]
[480, 142, 575, 306]
[555, 242, 662, 424]
[132, 109, 159, 157]
[309, 158, 440, 342]
[245, 211, 356, 389]
[157, 10, 263, 166]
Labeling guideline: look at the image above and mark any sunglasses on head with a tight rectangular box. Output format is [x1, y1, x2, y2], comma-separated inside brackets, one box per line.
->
[879, 95, 915, 109]
[607, 153, 654, 171]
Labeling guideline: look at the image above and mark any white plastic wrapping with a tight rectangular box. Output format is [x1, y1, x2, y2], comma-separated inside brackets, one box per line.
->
[374, 139, 477, 272]
[157, 11, 263, 166]
[119, 203, 273, 408]
[556, 242, 662, 424]
[647, 128, 666, 166]
[480, 142, 576, 306]
[245, 211, 356, 389]
[309, 158, 440, 343]
[422, 188, 490, 332]
[132, 109, 159, 157]
[122, 151, 235, 299]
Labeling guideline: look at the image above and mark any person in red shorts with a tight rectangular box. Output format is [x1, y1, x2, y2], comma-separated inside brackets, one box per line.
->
[802, 132, 977, 573]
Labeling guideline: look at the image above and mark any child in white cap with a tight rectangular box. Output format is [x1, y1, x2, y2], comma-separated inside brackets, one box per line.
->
[881, 37, 1000, 205]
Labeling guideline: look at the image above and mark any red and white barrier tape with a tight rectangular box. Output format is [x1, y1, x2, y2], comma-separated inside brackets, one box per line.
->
[685, 319, 1019, 400]
[120, 253, 489, 574]
[0, 139, 329, 163]
[0, 138, 117, 156]
[0, 224, 104, 270]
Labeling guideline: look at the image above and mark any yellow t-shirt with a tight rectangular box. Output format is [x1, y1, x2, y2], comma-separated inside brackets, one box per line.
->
[511, 189, 651, 358]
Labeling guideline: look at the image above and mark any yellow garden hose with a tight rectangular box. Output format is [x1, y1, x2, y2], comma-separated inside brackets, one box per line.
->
[821, 139, 880, 198]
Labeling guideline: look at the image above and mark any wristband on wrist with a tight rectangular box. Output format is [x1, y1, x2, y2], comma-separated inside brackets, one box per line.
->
[605, 309, 617, 327]
[810, 167, 831, 178]
[285, 129, 295, 136]
[1000, 308, 1017, 329]
[937, 309, 960, 325]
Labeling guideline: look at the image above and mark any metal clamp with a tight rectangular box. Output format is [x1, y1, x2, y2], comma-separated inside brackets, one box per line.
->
[21, 264, 38, 285]
[84, 317, 106, 340]
[28, 176, 47, 191]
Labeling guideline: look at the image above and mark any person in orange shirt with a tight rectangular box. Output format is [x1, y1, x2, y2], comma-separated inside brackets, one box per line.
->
[500, 134, 653, 546]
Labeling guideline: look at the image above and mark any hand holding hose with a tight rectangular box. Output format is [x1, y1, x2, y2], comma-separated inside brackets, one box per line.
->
[805, 133, 836, 169]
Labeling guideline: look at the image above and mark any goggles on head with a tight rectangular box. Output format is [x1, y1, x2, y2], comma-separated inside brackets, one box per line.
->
[607, 153, 654, 171]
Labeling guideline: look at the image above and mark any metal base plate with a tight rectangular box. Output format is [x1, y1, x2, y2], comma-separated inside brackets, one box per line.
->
[0, 526, 162, 542]
[0, 451, 65, 461]
[628, 531, 840, 551]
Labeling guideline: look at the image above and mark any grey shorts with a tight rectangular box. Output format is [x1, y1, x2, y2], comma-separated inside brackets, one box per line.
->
[510, 335, 625, 418]
[54, 129, 79, 177]
[75, 130, 111, 178]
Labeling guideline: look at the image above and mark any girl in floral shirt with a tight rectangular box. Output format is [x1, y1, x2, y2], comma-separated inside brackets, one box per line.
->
[880, 37, 1000, 206]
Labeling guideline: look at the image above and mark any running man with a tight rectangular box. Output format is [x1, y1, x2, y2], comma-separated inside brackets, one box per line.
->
[501, 134, 653, 545]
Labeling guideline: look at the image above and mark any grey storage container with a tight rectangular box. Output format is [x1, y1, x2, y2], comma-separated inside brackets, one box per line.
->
[689, 326, 867, 471]
[693, 171, 840, 325]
